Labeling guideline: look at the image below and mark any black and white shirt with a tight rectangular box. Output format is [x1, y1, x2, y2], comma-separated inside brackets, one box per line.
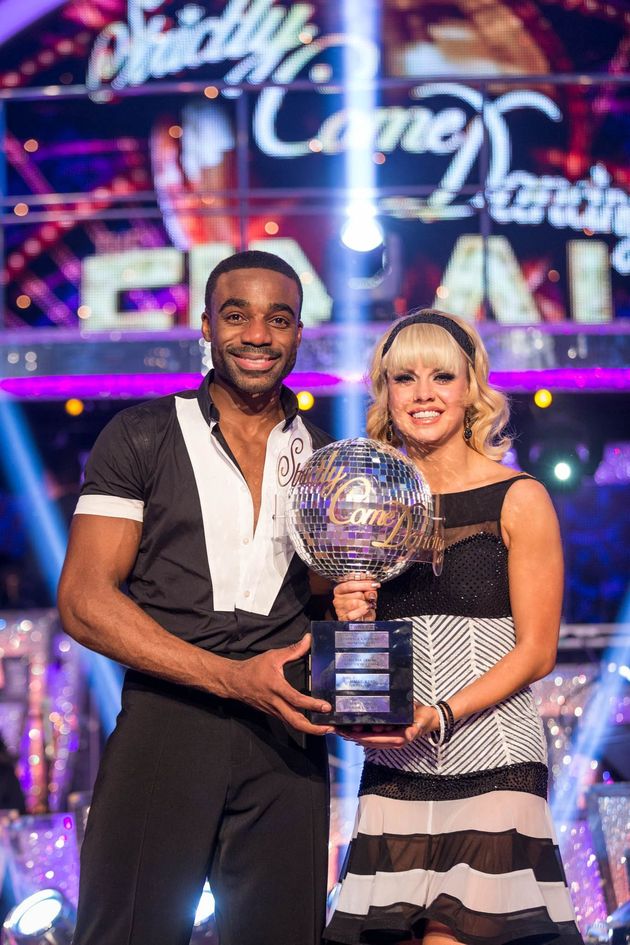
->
[75, 374, 332, 657]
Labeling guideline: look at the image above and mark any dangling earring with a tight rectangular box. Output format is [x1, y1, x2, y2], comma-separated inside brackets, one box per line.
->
[386, 417, 394, 443]
[463, 410, 473, 441]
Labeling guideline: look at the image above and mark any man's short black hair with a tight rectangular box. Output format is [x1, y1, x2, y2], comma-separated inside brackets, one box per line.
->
[204, 250, 303, 316]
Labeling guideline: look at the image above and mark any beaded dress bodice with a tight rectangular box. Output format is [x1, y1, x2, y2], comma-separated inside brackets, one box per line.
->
[377, 476, 532, 621]
[368, 474, 547, 777]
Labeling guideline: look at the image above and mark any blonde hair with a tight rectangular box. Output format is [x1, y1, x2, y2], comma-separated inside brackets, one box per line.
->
[366, 309, 511, 460]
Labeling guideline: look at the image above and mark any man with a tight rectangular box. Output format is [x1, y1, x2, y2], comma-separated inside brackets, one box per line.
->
[58, 250, 334, 945]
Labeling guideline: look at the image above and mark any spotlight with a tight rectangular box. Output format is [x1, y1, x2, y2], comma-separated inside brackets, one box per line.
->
[3, 889, 76, 944]
[552, 460, 574, 483]
[516, 412, 604, 492]
[194, 882, 215, 927]
[340, 208, 384, 253]
[527, 443, 586, 490]
[190, 882, 218, 943]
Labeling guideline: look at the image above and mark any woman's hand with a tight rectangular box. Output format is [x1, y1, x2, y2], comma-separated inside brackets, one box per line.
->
[403, 703, 441, 743]
[333, 579, 380, 622]
[335, 703, 440, 749]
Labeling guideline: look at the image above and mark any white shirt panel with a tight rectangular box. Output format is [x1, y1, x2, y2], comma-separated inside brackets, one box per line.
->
[175, 397, 315, 616]
[235, 420, 311, 614]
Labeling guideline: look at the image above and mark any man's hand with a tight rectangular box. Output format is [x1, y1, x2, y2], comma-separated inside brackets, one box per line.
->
[335, 703, 440, 748]
[228, 634, 334, 736]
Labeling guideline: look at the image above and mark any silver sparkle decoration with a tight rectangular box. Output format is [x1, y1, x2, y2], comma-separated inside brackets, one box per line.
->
[286, 437, 433, 582]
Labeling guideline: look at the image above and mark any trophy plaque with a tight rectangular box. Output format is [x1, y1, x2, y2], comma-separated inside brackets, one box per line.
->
[286, 438, 435, 726]
[309, 619, 414, 725]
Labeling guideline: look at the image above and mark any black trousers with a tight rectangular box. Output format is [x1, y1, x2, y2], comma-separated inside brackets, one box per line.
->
[73, 670, 329, 945]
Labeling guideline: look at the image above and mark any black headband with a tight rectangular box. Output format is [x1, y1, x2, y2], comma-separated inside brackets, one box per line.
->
[381, 312, 476, 362]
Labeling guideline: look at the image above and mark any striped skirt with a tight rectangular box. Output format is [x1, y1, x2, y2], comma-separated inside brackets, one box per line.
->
[324, 762, 583, 945]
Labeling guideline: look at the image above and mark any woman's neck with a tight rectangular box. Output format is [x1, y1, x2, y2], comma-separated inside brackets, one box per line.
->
[404, 437, 486, 493]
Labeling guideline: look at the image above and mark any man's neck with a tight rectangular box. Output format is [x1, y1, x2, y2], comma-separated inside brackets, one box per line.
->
[209, 375, 285, 432]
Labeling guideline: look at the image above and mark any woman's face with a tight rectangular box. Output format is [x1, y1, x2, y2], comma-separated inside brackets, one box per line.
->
[386, 355, 469, 451]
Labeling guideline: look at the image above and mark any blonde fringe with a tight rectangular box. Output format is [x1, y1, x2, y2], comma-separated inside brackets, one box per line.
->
[365, 311, 511, 461]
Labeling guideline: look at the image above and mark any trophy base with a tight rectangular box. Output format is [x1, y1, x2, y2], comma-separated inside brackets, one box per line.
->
[309, 619, 414, 726]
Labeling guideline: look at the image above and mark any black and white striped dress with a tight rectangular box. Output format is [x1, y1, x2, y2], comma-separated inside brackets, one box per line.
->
[324, 476, 582, 945]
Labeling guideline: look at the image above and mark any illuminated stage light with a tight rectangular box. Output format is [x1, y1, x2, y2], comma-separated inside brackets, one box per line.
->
[531, 446, 579, 488]
[521, 422, 603, 492]
[548, 269, 560, 282]
[203, 85, 219, 99]
[16, 294, 31, 309]
[308, 138, 323, 152]
[64, 399, 84, 417]
[534, 388, 553, 408]
[76, 305, 91, 319]
[13, 202, 29, 217]
[23, 138, 39, 152]
[435, 285, 449, 299]
[190, 881, 218, 942]
[264, 221, 279, 235]
[553, 460, 574, 482]
[168, 125, 184, 139]
[297, 391, 315, 411]
[194, 882, 215, 927]
[340, 210, 384, 253]
[3, 889, 76, 944]
[373, 152, 386, 164]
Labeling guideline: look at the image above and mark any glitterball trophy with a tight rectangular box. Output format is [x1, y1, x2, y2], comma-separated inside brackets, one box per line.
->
[286, 438, 435, 726]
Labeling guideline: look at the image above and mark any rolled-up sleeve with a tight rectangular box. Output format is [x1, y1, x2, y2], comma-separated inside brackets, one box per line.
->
[75, 410, 148, 521]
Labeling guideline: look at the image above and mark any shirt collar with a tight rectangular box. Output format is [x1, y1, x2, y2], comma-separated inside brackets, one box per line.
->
[196, 371, 299, 432]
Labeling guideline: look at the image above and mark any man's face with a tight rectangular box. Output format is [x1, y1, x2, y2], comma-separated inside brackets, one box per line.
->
[202, 268, 302, 395]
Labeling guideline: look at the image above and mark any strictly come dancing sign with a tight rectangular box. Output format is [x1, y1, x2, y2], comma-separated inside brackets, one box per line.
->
[85, 0, 630, 276]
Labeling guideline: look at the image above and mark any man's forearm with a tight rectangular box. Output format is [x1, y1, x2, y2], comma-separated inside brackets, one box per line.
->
[58, 580, 240, 698]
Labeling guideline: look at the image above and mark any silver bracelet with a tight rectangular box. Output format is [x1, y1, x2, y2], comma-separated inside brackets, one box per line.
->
[428, 703, 446, 746]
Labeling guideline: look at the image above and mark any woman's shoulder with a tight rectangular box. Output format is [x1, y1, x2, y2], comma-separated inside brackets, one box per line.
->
[501, 475, 558, 533]
[449, 455, 533, 494]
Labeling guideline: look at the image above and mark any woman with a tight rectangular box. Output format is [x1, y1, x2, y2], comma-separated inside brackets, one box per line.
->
[324, 310, 582, 945]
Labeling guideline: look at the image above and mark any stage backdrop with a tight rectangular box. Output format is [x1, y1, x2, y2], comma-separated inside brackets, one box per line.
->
[0, 0, 629, 398]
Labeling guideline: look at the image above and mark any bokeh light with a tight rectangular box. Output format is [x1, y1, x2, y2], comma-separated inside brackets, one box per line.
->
[64, 399, 84, 417]
[534, 389, 553, 408]
[297, 390, 315, 411]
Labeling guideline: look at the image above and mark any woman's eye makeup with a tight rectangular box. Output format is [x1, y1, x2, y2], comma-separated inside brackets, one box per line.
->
[391, 370, 456, 383]
[392, 372, 415, 383]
